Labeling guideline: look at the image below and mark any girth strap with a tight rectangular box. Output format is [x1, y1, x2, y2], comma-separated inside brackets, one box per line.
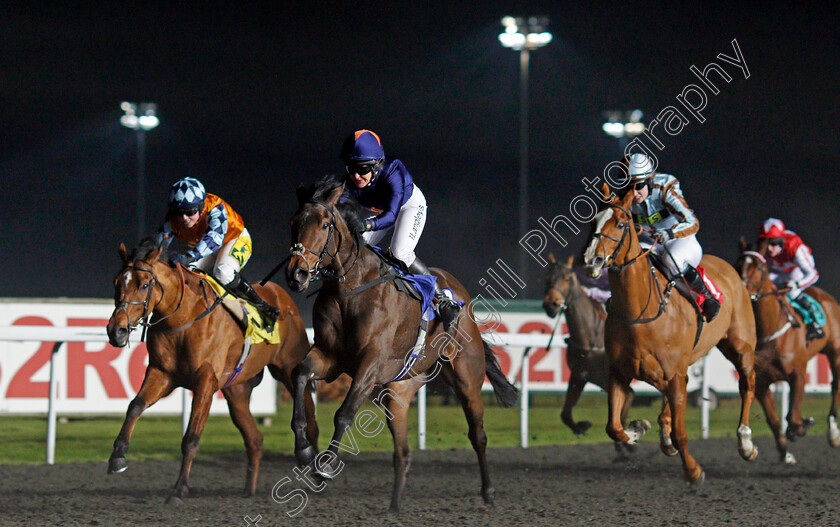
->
[340, 273, 399, 298]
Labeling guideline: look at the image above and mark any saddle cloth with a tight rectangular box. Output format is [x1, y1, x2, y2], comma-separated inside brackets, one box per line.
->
[202, 274, 282, 345]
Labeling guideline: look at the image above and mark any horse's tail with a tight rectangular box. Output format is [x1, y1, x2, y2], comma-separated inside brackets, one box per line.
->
[483, 340, 519, 408]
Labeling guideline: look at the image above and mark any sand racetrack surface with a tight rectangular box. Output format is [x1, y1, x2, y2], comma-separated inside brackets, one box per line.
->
[3, 435, 840, 526]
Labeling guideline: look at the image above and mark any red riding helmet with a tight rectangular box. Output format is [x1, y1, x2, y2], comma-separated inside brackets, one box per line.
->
[759, 218, 786, 239]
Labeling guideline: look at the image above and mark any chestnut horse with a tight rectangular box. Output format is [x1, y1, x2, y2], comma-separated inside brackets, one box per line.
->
[105, 237, 317, 503]
[582, 186, 758, 484]
[543, 254, 639, 456]
[736, 238, 840, 463]
[284, 177, 519, 512]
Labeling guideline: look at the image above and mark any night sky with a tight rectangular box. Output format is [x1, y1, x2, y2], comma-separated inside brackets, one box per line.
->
[2, 3, 838, 319]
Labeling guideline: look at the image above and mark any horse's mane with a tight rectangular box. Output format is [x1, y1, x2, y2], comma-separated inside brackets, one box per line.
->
[131, 235, 171, 263]
[301, 175, 370, 236]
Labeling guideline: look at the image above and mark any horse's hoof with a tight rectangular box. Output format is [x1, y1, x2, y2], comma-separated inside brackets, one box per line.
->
[314, 456, 341, 480]
[625, 419, 652, 444]
[785, 427, 799, 442]
[829, 434, 840, 448]
[295, 444, 317, 467]
[744, 446, 759, 461]
[804, 416, 816, 429]
[574, 421, 593, 435]
[688, 471, 705, 487]
[660, 443, 679, 457]
[107, 457, 128, 474]
[482, 486, 496, 505]
[782, 451, 797, 465]
[165, 495, 185, 506]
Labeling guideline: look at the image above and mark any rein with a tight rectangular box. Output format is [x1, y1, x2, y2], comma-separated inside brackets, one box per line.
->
[116, 261, 221, 340]
[739, 250, 797, 344]
[587, 202, 678, 325]
[288, 198, 361, 284]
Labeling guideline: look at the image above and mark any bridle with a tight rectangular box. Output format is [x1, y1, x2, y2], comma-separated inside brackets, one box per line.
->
[545, 265, 578, 314]
[738, 251, 777, 302]
[587, 202, 672, 325]
[290, 198, 359, 283]
[738, 250, 796, 344]
[589, 203, 656, 275]
[114, 260, 186, 338]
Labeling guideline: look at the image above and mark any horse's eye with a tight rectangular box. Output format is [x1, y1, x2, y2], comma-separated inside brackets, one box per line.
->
[321, 222, 329, 230]
[617, 222, 626, 229]
[142, 283, 149, 290]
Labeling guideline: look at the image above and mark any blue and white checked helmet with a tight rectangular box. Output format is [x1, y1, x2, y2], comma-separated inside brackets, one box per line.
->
[168, 177, 206, 210]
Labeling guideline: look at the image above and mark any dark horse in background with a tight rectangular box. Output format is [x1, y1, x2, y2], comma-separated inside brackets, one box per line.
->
[284, 177, 519, 512]
[736, 238, 840, 463]
[106, 237, 317, 503]
[543, 253, 636, 459]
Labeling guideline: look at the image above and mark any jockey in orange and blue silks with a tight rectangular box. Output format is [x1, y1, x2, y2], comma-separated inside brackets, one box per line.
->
[626, 153, 720, 321]
[338, 129, 460, 330]
[159, 177, 280, 331]
[759, 218, 825, 340]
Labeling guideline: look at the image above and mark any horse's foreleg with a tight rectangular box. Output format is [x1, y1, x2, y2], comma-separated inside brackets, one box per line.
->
[827, 350, 840, 447]
[561, 373, 591, 435]
[785, 369, 811, 440]
[291, 347, 334, 467]
[222, 382, 263, 497]
[664, 374, 703, 484]
[167, 366, 217, 504]
[276, 365, 320, 452]
[717, 338, 758, 461]
[606, 371, 648, 443]
[756, 380, 793, 463]
[108, 367, 174, 474]
[384, 376, 424, 513]
[314, 361, 379, 479]
[658, 395, 678, 456]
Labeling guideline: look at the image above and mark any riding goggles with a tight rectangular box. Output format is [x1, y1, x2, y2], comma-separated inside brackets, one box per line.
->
[345, 163, 376, 175]
[172, 205, 202, 217]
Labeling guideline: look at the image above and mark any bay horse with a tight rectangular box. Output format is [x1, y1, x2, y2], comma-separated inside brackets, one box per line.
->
[735, 238, 840, 463]
[543, 253, 637, 457]
[284, 177, 519, 512]
[105, 236, 318, 503]
[582, 185, 758, 484]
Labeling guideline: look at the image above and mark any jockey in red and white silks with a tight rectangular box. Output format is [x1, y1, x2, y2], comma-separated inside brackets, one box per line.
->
[759, 218, 819, 295]
[626, 154, 720, 321]
[759, 217, 825, 340]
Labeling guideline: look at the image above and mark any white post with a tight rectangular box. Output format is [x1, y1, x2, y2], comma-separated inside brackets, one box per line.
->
[780, 382, 790, 435]
[418, 384, 427, 450]
[46, 342, 63, 464]
[520, 348, 530, 448]
[701, 355, 710, 439]
[181, 388, 190, 436]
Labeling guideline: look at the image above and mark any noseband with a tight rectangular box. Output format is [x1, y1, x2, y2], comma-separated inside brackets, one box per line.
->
[590, 203, 654, 274]
[546, 266, 578, 314]
[290, 198, 358, 282]
[115, 261, 186, 338]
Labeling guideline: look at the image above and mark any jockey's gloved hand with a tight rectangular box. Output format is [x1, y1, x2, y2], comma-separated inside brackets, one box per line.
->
[362, 219, 375, 232]
[786, 280, 801, 297]
[169, 253, 194, 266]
[654, 229, 673, 244]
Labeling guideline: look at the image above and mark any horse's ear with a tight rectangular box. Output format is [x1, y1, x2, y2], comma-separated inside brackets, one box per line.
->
[547, 252, 556, 264]
[295, 184, 308, 206]
[565, 255, 574, 268]
[324, 182, 345, 207]
[738, 236, 747, 252]
[601, 183, 611, 201]
[118, 243, 129, 263]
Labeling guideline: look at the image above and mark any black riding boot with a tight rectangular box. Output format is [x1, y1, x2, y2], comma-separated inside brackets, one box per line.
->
[409, 258, 460, 331]
[229, 274, 281, 332]
[683, 266, 720, 322]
